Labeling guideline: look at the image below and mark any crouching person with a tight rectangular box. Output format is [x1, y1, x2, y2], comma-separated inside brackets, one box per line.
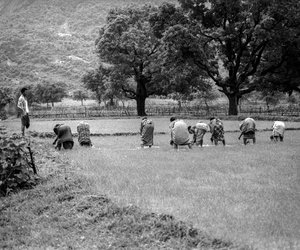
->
[271, 121, 285, 142]
[169, 117, 192, 149]
[53, 124, 74, 150]
[140, 117, 154, 148]
[77, 121, 92, 146]
[239, 117, 256, 145]
[188, 121, 210, 147]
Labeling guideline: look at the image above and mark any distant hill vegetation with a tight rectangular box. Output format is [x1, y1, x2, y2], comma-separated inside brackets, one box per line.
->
[0, 0, 176, 89]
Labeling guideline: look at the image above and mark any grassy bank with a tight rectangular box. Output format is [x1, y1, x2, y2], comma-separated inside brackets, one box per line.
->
[0, 139, 239, 249]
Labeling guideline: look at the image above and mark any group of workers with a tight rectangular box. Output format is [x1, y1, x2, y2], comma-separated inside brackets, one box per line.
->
[51, 116, 286, 151]
[140, 116, 286, 149]
[16, 87, 286, 150]
[52, 121, 92, 150]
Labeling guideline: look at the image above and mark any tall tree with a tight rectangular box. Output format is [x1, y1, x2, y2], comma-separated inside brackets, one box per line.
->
[34, 82, 67, 107]
[258, 39, 300, 94]
[72, 89, 89, 106]
[164, 62, 211, 108]
[95, 5, 166, 116]
[103, 69, 128, 107]
[151, 0, 300, 115]
[82, 65, 111, 106]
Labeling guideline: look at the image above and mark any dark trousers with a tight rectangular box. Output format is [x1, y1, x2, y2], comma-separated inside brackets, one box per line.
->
[57, 141, 74, 150]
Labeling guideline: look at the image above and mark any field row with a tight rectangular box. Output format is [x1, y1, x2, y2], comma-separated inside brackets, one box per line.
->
[3, 118, 300, 135]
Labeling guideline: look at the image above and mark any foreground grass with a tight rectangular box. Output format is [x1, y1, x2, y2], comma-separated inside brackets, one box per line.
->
[0, 139, 238, 249]
[1, 120, 299, 249]
[61, 131, 300, 250]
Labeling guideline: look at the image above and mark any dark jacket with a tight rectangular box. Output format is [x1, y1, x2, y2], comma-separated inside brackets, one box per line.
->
[54, 124, 74, 145]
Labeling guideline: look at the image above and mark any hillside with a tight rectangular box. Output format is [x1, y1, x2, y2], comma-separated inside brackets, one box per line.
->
[0, 0, 176, 90]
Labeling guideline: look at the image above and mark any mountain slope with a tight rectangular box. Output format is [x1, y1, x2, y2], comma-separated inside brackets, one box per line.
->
[0, 0, 176, 89]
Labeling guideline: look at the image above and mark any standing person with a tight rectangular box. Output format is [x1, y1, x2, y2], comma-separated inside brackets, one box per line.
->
[77, 121, 92, 146]
[270, 121, 286, 142]
[17, 87, 30, 136]
[53, 124, 74, 150]
[169, 117, 192, 149]
[239, 117, 256, 145]
[209, 117, 225, 146]
[140, 117, 154, 148]
[188, 121, 210, 147]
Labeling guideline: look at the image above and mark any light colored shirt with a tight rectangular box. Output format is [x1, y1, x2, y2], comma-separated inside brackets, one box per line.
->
[272, 121, 285, 136]
[17, 94, 29, 114]
[239, 118, 255, 133]
[171, 120, 190, 145]
[195, 122, 210, 132]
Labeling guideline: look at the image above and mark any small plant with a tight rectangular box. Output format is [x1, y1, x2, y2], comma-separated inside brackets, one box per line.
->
[0, 136, 37, 196]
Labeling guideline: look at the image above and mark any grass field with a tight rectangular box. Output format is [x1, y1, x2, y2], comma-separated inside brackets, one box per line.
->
[54, 129, 300, 250]
[1, 118, 300, 249]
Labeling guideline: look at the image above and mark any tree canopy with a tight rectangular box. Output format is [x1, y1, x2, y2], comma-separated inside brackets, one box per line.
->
[82, 65, 111, 105]
[72, 89, 89, 106]
[150, 0, 300, 114]
[95, 5, 167, 116]
[34, 82, 68, 107]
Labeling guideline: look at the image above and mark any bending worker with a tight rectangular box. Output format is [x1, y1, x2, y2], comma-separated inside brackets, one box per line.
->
[270, 121, 285, 142]
[169, 117, 192, 149]
[140, 117, 154, 148]
[239, 117, 256, 145]
[53, 124, 74, 150]
[188, 121, 210, 147]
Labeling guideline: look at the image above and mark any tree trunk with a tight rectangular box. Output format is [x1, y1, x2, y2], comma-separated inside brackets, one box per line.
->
[136, 96, 146, 116]
[204, 99, 210, 115]
[81, 99, 83, 106]
[109, 97, 114, 106]
[136, 77, 147, 116]
[227, 94, 238, 115]
[178, 100, 182, 110]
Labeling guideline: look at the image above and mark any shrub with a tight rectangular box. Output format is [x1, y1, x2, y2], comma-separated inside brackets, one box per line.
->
[0, 136, 37, 196]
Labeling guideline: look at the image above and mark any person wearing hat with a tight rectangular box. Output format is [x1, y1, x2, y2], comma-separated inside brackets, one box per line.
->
[17, 87, 30, 136]
[53, 124, 74, 150]
[140, 117, 154, 148]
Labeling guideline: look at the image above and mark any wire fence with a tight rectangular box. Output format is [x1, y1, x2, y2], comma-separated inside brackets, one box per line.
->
[30, 104, 300, 119]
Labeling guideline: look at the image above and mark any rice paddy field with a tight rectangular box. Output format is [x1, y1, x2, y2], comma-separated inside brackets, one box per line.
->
[1, 117, 300, 249]
[3, 117, 300, 135]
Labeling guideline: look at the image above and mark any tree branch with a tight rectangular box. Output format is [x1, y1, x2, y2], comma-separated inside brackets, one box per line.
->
[121, 86, 136, 100]
[239, 86, 256, 96]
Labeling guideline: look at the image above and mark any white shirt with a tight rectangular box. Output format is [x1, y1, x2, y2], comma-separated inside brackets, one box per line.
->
[272, 121, 285, 135]
[17, 94, 29, 114]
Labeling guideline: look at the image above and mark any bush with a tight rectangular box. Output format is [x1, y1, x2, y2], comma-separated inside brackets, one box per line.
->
[0, 110, 7, 120]
[0, 136, 37, 196]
